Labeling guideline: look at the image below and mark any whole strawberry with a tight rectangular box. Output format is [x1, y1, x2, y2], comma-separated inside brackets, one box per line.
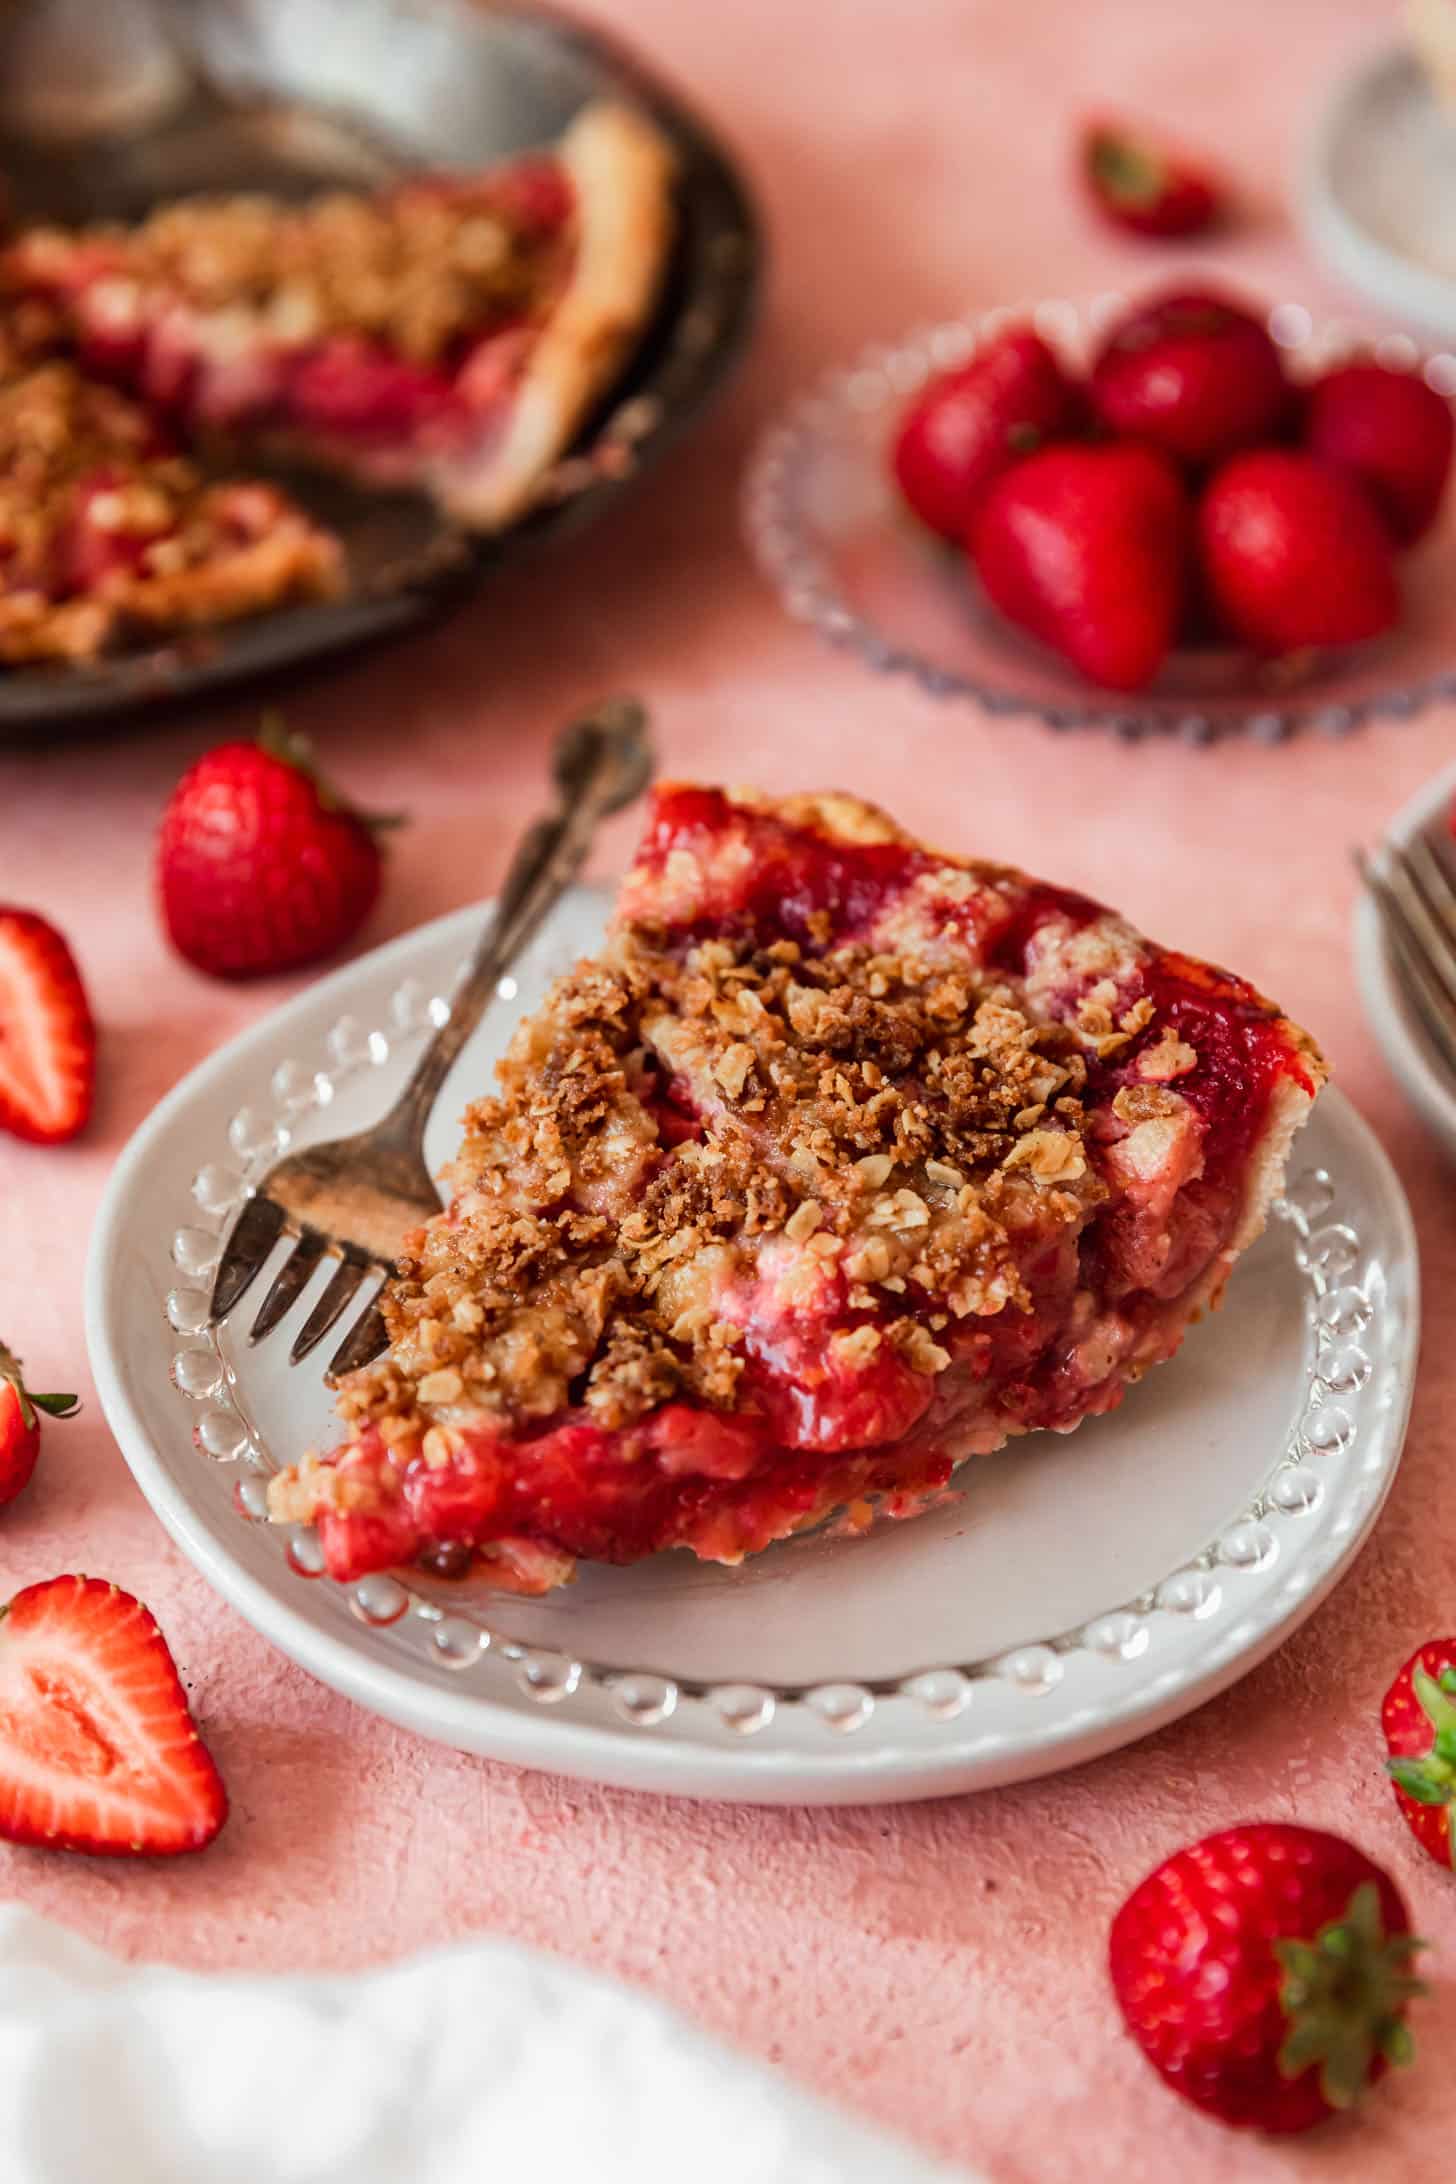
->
[1090, 289, 1288, 467]
[158, 718, 394, 980]
[0, 909, 95, 1144]
[1304, 361, 1454, 546]
[1111, 1825, 1423, 2134]
[1383, 1640, 1456, 1866]
[1198, 449, 1399, 654]
[0, 1342, 77, 1508]
[1082, 118, 1224, 239]
[969, 440, 1188, 690]
[892, 327, 1083, 542]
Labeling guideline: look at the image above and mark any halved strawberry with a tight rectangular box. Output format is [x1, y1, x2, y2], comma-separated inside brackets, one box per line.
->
[0, 1575, 227, 1857]
[1383, 1640, 1456, 1867]
[0, 909, 96, 1144]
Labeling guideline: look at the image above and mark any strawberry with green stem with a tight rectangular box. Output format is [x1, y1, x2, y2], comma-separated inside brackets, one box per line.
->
[1384, 1640, 1456, 1866]
[1110, 1824, 1424, 2133]
[0, 1341, 77, 1508]
[1081, 119, 1224, 240]
[157, 713, 402, 981]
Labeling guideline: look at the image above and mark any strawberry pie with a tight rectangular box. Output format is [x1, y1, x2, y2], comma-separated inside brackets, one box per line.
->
[0, 100, 673, 664]
[3, 102, 674, 535]
[267, 784, 1326, 1592]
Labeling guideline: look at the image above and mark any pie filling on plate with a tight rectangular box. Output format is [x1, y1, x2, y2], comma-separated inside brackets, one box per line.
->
[266, 784, 1327, 1593]
[0, 101, 674, 662]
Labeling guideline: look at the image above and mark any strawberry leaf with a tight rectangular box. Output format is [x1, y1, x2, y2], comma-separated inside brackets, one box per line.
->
[256, 710, 406, 836]
[1088, 132, 1164, 209]
[1413, 1663, 1456, 1739]
[0, 1343, 79, 1431]
[1275, 1883, 1426, 2111]
[29, 1391, 78, 1419]
[1387, 1756, 1454, 1805]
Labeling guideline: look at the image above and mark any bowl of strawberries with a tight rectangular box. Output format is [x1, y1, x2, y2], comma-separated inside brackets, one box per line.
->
[746, 285, 1456, 741]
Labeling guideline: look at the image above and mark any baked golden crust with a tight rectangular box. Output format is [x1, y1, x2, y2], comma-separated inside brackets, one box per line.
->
[429, 101, 677, 526]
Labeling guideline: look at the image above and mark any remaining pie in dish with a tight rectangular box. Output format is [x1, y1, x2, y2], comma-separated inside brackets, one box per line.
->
[267, 783, 1327, 1592]
[0, 355, 342, 665]
[3, 100, 675, 534]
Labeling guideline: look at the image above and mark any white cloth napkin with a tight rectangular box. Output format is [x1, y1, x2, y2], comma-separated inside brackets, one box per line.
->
[0, 1905, 971, 2184]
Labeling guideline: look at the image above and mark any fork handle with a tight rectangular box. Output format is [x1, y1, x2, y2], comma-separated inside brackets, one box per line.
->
[378, 699, 653, 1140]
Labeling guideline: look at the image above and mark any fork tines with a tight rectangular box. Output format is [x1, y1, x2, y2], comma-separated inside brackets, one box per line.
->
[209, 1201, 389, 1371]
[1360, 829, 1456, 1079]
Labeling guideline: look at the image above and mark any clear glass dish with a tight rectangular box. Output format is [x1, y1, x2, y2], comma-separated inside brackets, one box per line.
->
[743, 296, 1456, 743]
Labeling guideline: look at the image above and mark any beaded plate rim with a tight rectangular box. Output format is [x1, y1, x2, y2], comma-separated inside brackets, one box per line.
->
[85, 895, 1419, 1783]
[1353, 752, 1456, 1164]
[742, 295, 1456, 744]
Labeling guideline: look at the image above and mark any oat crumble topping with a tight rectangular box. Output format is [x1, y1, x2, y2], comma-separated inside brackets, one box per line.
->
[334, 917, 1111, 1447]
[12, 169, 571, 368]
[0, 358, 342, 663]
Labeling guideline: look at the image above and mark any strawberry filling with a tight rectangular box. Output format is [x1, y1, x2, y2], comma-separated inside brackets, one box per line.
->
[285, 337, 462, 442]
[314, 1402, 958, 1586]
[633, 785, 928, 944]
[1140, 949, 1317, 1168]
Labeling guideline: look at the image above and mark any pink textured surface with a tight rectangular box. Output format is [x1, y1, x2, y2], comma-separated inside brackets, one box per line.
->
[0, 1, 1451, 2175]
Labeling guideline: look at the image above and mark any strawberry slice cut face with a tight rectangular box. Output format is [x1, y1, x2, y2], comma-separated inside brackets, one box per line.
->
[0, 1576, 227, 1857]
[0, 909, 96, 1145]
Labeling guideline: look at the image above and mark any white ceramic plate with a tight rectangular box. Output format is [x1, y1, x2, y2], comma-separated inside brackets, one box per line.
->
[1353, 754, 1456, 1158]
[87, 892, 1418, 1804]
[1302, 40, 1456, 343]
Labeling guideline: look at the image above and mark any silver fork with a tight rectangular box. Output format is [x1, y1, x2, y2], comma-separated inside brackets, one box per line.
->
[1356, 827, 1456, 1081]
[207, 697, 654, 1378]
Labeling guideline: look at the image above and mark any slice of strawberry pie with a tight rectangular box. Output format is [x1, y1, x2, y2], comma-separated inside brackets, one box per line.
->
[3, 101, 675, 532]
[267, 784, 1326, 1593]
